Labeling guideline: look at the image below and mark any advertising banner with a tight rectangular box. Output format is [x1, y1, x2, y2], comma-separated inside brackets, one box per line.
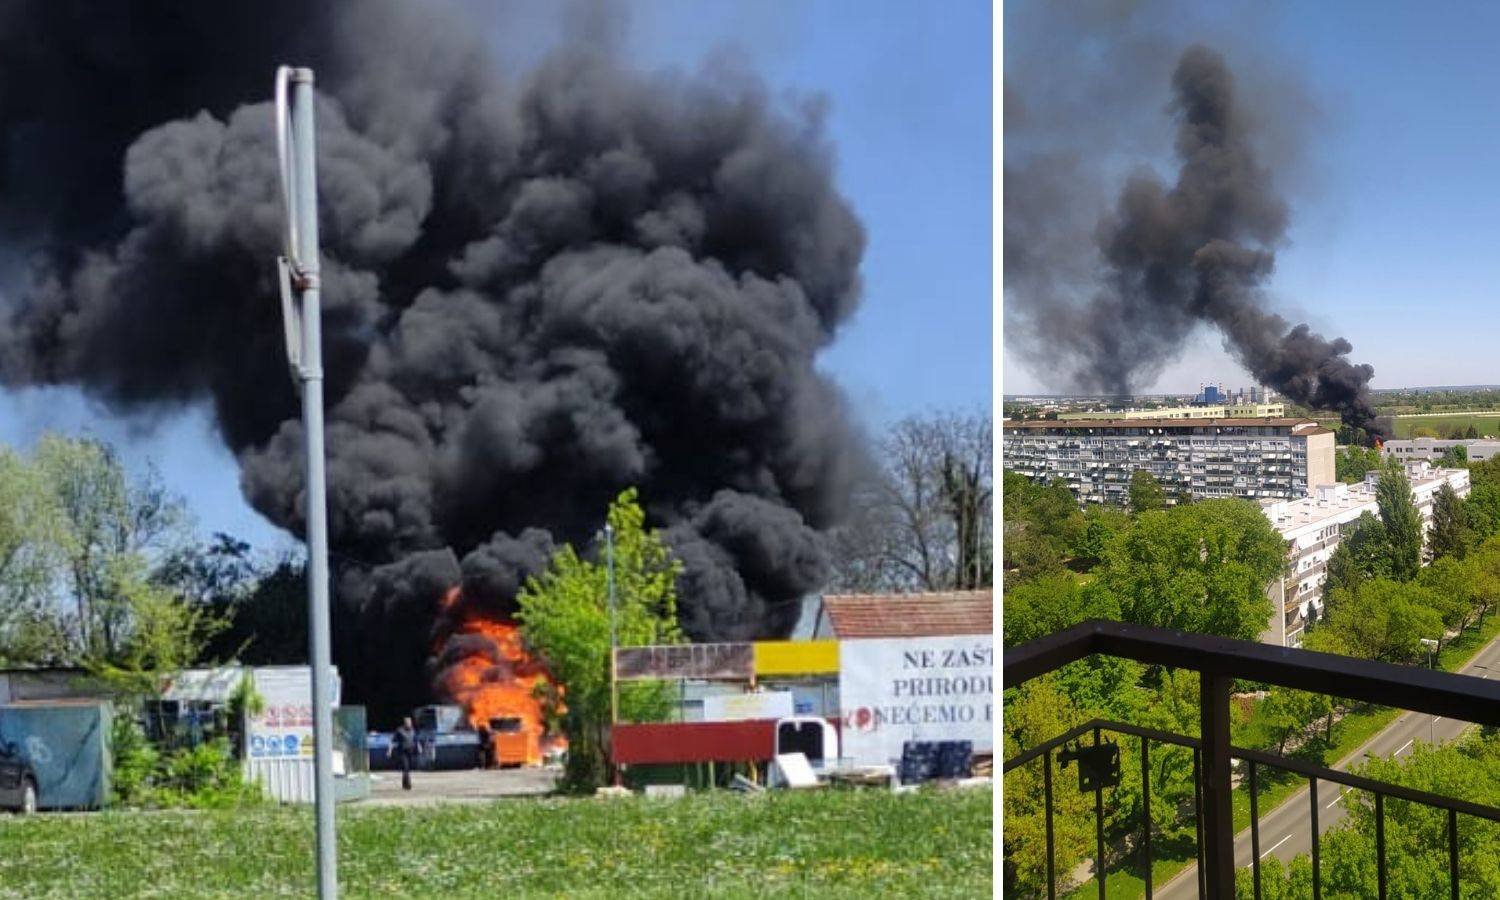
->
[615, 643, 753, 680]
[702, 691, 795, 722]
[247, 667, 340, 761]
[838, 635, 993, 765]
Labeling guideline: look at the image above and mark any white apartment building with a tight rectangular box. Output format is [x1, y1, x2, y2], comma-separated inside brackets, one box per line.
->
[1260, 461, 1471, 647]
[1002, 418, 1336, 505]
[1068, 402, 1286, 421]
[1382, 437, 1500, 463]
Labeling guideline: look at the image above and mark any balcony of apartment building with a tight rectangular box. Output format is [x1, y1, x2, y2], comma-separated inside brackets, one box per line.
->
[1002, 621, 1500, 899]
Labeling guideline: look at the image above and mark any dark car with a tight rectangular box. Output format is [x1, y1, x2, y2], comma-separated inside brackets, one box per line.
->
[0, 740, 38, 814]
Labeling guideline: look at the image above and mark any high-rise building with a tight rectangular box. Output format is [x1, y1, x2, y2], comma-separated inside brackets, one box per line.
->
[1002, 417, 1335, 505]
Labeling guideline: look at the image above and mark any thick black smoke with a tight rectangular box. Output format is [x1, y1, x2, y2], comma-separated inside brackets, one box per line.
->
[0, 1, 866, 721]
[1006, 37, 1380, 437]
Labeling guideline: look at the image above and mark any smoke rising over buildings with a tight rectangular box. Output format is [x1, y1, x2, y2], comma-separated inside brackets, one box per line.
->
[1006, 13, 1381, 437]
[0, 1, 867, 718]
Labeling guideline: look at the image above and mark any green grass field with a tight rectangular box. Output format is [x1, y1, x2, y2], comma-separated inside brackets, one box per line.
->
[0, 787, 992, 899]
[1387, 412, 1500, 439]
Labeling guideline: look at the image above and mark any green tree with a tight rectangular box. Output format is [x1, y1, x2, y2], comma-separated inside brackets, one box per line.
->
[1264, 738, 1500, 898]
[0, 447, 70, 666]
[1376, 462, 1423, 580]
[1002, 574, 1120, 647]
[89, 553, 228, 699]
[517, 488, 683, 792]
[1335, 445, 1382, 484]
[35, 434, 186, 660]
[1001, 473, 1083, 584]
[1465, 481, 1500, 541]
[1260, 688, 1334, 755]
[1437, 444, 1469, 468]
[1428, 483, 1470, 560]
[1467, 424, 1482, 439]
[1002, 678, 1093, 895]
[1324, 513, 1392, 597]
[1128, 469, 1166, 513]
[1417, 556, 1480, 648]
[1315, 578, 1443, 663]
[1097, 500, 1284, 641]
[1069, 505, 1130, 570]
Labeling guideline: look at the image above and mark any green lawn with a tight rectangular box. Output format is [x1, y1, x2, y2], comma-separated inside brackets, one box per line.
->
[0, 788, 993, 899]
[1388, 412, 1500, 438]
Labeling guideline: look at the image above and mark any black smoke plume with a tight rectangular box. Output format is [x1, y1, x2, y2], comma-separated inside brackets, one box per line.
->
[0, 1, 866, 722]
[1006, 41, 1381, 437]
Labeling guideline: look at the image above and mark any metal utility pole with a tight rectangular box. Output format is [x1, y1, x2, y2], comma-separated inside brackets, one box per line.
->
[275, 65, 337, 900]
[606, 522, 618, 724]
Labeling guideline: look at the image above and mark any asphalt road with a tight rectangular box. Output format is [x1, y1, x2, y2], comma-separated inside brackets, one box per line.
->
[1154, 631, 1500, 898]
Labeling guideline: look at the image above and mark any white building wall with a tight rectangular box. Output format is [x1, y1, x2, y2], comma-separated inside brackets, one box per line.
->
[1260, 463, 1470, 647]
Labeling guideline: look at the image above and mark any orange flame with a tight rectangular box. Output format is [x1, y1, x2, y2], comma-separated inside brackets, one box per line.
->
[433, 587, 563, 767]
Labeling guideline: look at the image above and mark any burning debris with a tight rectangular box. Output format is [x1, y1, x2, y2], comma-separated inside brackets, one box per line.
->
[0, 1, 866, 722]
[431, 588, 559, 766]
[1006, 37, 1383, 438]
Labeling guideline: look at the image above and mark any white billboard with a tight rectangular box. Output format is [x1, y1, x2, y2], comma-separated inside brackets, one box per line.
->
[702, 691, 795, 722]
[838, 635, 993, 765]
[246, 667, 339, 762]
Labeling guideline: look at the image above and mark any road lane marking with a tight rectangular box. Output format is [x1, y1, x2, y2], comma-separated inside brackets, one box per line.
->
[1261, 835, 1292, 859]
[1325, 789, 1345, 810]
[1397, 739, 1414, 755]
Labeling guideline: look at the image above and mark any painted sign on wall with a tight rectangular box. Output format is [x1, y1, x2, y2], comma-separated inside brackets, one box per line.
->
[838, 635, 993, 765]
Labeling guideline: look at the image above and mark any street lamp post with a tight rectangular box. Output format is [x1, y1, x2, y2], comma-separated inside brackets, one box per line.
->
[603, 522, 620, 786]
[275, 65, 337, 900]
[1420, 637, 1440, 745]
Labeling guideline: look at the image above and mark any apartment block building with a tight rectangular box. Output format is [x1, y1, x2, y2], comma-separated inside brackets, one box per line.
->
[1382, 437, 1500, 463]
[1068, 401, 1286, 421]
[1260, 461, 1471, 647]
[1002, 418, 1335, 505]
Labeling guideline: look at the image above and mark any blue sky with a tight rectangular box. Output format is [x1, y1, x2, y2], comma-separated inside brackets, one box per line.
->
[1003, 2, 1500, 397]
[0, 1, 993, 552]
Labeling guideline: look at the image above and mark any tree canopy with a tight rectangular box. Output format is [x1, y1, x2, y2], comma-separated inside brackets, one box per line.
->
[517, 488, 683, 791]
[1128, 470, 1166, 514]
[1097, 499, 1284, 641]
[1376, 462, 1423, 580]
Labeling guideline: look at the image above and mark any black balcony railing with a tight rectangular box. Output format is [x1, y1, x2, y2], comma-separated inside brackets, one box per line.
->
[1002, 620, 1500, 898]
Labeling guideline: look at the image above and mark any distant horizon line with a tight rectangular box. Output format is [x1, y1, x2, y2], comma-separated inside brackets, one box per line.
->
[1004, 384, 1500, 400]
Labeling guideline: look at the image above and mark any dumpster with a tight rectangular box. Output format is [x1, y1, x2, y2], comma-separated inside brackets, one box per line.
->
[0, 700, 112, 809]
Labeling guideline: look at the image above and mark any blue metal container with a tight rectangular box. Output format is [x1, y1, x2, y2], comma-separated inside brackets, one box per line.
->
[0, 701, 112, 809]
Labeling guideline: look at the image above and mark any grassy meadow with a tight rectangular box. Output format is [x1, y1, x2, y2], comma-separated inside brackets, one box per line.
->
[0, 786, 993, 899]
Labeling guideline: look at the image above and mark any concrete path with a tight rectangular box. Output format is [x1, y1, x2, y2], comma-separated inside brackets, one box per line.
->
[363, 766, 559, 806]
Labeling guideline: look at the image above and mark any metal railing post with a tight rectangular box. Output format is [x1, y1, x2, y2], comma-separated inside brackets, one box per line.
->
[1249, 759, 1261, 900]
[1094, 726, 1106, 899]
[1449, 808, 1459, 900]
[1310, 777, 1321, 900]
[1375, 792, 1386, 899]
[1193, 749, 1205, 899]
[1199, 673, 1235, 893]
[1140, 735, 1152, 899]
[1043, 749, 1056, 900]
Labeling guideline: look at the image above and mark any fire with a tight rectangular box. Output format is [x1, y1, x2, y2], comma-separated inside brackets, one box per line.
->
[433, 587, 563, 767]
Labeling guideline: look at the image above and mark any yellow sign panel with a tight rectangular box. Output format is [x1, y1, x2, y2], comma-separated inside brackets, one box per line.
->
[753, 640, 839, 676]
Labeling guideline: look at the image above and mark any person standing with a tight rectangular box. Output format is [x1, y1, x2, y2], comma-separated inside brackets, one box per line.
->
[389, 717, 420, 791]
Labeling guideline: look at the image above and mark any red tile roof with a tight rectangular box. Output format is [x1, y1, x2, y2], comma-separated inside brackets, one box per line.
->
[821, 590, 994, 639]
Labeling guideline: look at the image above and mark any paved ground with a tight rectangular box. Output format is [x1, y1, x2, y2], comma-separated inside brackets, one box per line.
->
[1154, 630, 1500, 898]
[364, 766, 560, 806]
